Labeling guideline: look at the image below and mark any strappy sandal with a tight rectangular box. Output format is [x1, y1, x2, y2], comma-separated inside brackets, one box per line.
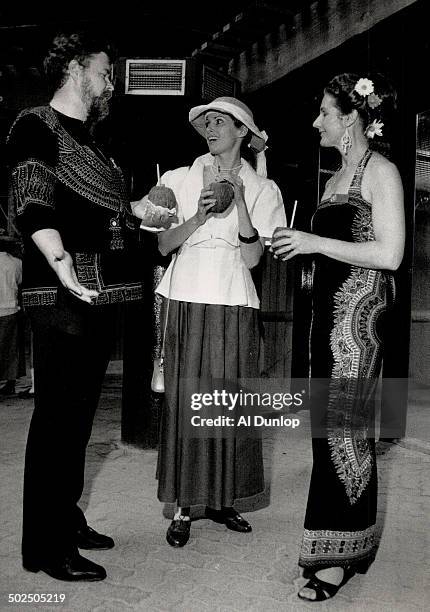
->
[298, 567, 355, 602]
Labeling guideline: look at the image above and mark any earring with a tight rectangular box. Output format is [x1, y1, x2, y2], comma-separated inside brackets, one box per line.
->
[341, 127, 352, 155]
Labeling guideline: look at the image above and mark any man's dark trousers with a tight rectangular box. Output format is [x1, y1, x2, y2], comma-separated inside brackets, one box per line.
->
[22, 303, 117, 567]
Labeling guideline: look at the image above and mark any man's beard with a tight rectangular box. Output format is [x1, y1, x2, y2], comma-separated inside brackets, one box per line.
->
[87, 92, 111, 127]
[82, 77, 111, 129]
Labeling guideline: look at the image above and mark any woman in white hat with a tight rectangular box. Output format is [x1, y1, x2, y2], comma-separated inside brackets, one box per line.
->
[136, 97, 286, 547]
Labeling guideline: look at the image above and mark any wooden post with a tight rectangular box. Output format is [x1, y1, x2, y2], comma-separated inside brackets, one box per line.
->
[121, 237, 168, 449]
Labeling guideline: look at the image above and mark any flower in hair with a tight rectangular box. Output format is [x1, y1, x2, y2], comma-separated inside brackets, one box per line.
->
[365, 119, 384, 139]
[354, 78, 374, 97]
[367, 92, 382, 109]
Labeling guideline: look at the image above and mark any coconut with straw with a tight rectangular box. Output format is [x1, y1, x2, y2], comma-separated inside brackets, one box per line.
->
[148, 163, 177, 210]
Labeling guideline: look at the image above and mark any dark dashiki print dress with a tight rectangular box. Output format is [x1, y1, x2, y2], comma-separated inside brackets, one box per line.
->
[299, 149, 395, 573]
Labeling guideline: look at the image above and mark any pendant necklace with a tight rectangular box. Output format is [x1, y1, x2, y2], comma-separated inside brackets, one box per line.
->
[109, 216, 125, 250]
[329, 169, 342, 202]
[90, 140, 125, 251]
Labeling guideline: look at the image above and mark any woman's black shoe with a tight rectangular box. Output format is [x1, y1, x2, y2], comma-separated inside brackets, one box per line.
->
[166, 517, 191, 547]
[205, 507, 252, 533]
[298, 567, 355, 601]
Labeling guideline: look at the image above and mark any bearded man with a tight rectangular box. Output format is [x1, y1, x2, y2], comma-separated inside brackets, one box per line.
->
[7, 31, 165, 582]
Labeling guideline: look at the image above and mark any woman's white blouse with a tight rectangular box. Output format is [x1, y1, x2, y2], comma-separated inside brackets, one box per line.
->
[155, 153, 286, 308]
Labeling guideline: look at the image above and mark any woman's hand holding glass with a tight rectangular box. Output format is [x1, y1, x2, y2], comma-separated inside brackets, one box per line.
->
[271, 227, 321, 261]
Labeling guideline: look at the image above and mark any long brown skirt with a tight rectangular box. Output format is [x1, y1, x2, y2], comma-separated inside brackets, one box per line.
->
[157, 300, 264, 509]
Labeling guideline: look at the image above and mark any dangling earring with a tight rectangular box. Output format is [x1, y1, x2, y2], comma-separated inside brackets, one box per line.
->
[341, 127, 352, 155]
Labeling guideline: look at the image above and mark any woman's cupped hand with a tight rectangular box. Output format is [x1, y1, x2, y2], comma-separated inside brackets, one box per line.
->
[195, 188, 217, 224]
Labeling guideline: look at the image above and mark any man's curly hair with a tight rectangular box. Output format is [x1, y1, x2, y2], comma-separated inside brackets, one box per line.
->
[43, 31, 113, 92]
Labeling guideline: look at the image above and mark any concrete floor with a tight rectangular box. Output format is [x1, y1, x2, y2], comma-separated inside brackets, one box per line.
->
[0, 371, 429, 612]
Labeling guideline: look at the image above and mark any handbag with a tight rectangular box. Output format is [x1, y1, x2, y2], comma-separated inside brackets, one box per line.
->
[150, 168, 188, 393]
[151, 252, 177, 393]
[151, 356, 165, 393]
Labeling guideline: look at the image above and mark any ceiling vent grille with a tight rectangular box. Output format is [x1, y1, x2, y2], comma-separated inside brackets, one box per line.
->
[125, 59, 186, 95]
[201, 65, 238, 101]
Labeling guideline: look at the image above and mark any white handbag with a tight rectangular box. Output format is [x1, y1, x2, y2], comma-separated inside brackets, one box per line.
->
[151, 252, 178, 393]
[151, 355, 165, 393]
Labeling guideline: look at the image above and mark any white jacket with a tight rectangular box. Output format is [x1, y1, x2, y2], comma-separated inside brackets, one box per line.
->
[156, 153, 286, 308]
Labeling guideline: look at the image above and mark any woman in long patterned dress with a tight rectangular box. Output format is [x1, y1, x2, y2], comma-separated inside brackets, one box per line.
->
[271, 74, 405, 601]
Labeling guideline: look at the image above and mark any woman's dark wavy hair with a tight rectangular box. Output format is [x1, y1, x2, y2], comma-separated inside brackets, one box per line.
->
[325, 72, 397, 155]
[43, 30, 113, 92]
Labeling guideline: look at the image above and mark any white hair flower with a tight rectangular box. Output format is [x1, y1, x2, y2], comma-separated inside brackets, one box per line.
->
[354, 78, 374, 97]
[365, 119, 384, 139]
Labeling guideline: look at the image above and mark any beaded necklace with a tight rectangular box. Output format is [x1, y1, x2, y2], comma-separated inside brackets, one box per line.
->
[210, 161, 242, 182]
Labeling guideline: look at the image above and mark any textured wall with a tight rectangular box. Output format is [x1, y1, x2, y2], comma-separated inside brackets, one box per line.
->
[410, 198, 430, 384]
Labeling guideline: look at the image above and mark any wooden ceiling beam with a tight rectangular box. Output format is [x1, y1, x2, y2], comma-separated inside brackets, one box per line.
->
[200, 41, 238, 56]
[212, 28, 250, 49]
[230, 0, 419, 93]
[192, 1, 295, 61]
[191, 48, 232, 63]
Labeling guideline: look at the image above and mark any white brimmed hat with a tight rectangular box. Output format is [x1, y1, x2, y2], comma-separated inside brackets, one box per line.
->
[189, 96, 268, 153]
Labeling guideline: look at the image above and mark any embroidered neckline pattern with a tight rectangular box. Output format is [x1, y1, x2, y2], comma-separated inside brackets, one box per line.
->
[14, 106, 135, 228]
[319, 149, 373, 208]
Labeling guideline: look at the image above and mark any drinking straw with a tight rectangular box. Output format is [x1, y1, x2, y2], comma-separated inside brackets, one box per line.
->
[265, 199, 298, 246]
[156, 163, 160, 186]
[290, 199, 298, 228]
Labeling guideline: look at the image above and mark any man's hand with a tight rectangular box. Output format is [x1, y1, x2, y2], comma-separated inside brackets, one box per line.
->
[31, 228, 99, 304]
[51, 248, 99, 304]
[132, 196, 176, 229]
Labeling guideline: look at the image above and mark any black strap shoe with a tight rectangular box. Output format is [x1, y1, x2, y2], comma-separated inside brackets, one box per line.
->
[298, 567, 356, 601]
[166, 517, 191, 547]
[205, 507, 252, 533]
[24, 552, 107, 582]
[76, 525, 114, 550]
[224, 512, 252, 533]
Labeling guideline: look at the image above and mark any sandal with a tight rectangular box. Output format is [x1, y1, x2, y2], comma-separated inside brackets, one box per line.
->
[298, 567, 355, 602]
